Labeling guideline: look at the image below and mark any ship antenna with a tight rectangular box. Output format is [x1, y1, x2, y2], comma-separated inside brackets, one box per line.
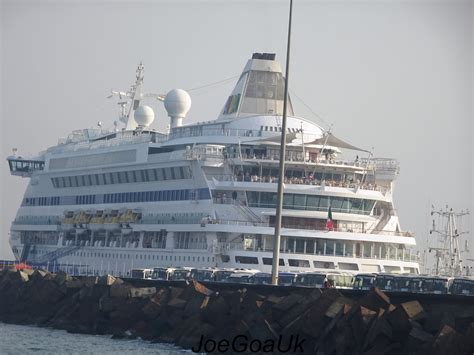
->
[124, 62, 145, 130]
[271, 0, 293, 286]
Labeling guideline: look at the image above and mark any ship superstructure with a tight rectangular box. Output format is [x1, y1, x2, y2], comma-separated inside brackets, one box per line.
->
[7, 53, 420, 276]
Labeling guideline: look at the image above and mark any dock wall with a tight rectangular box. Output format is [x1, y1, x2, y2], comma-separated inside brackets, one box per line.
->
[0, 269, 473, 354]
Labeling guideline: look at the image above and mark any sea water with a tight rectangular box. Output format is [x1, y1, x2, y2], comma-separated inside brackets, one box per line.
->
[0, 322, 192, 354]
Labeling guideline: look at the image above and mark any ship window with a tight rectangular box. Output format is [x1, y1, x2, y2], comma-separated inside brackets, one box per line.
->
[118, 171, 127, 183]
[338, 262, 359, 271]
[183, 167, 191, 179]
[156, 169, 163, 180]
[58, 177, 65, 188]
[125, 171, 133, 183]
[283, 194, 293, 208]
[161, 168, 167, 180]
[111, 173, 118, 184]
[174, 167, 182, 179]
[288, 259, 310, 268]
[313, 261, 335, 269]
[262, 257, 285, 266]
[326, 240, 334, 255]
[171, 190, 176, 200]
[319, 196, 329, 208]
[170, 168, 176, 180]
[131, 170, 138, 182]
[330, 197, 343, 209]
[293, 194, 306, 210]
[341, 198, 351, 212]
[235, 256, 258, 264]
[147, 169, 156, 181]
[306, 195, 319, 209]
[141, 170, 147, 182]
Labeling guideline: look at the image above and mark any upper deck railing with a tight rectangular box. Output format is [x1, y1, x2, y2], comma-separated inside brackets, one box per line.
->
[228, 152, 371, 169]
[51, 130, 168, 154]
[169, 127, 266, 140]
[208, 174, 390, 194]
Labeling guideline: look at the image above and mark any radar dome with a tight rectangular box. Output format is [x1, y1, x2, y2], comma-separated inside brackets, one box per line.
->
[134, 105, 155, 127]
[164, 89, 191, 119]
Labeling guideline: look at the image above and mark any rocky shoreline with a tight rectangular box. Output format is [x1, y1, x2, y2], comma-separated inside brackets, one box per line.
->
[0, 268, 473, 354]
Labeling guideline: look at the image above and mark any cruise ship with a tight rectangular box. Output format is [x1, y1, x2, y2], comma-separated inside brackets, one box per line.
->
[7, 53, 420, 276]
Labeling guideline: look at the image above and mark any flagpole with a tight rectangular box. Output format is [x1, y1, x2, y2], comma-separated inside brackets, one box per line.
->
[271, 0, 293, 286]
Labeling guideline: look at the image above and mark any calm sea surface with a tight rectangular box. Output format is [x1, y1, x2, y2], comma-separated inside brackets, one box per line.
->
[0, 322, 192, 354]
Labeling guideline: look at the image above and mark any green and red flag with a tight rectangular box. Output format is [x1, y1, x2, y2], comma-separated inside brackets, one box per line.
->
[326, 206, 334, 231]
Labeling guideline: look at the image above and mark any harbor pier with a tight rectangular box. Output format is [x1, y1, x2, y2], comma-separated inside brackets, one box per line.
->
[0, 268, 473, 354]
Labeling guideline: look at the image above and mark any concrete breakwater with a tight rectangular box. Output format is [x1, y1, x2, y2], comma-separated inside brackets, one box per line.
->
[0, 269, 473, 355]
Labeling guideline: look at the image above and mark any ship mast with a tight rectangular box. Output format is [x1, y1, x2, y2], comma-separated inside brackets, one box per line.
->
[108, 63, 165, 131]
[429, 206, 470, 276]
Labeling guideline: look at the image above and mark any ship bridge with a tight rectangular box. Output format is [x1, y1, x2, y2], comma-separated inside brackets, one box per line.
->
[7, 156, 44, 177]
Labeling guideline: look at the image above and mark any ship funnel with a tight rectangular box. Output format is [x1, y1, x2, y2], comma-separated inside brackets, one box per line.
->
[217, 52, 294, 120]
[164, 89, 191, 128]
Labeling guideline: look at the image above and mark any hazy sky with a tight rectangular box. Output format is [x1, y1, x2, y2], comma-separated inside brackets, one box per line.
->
[1, 0, 472, 272]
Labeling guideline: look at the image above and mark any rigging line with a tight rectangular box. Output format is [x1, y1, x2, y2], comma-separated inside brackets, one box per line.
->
[186, 74, 240, 93]
[289, 87, 332, 129]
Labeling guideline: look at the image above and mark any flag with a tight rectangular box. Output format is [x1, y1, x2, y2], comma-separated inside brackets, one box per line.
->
[326, 206, 334, 231]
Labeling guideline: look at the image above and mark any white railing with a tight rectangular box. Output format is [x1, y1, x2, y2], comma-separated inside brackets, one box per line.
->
[51, 131, 168, 154]
[216, 242, 419, 262]
[209, 174, 390, 194]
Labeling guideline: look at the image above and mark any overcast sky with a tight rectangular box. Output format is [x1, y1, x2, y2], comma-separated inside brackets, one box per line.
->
[1, 0, 472, 272]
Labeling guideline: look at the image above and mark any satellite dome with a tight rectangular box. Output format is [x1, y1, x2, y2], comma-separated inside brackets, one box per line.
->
[134, 105, 155, 127]
[164, 89, 191, 119]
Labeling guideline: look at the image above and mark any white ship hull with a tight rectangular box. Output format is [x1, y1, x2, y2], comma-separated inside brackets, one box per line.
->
[7, 54, 420, 276]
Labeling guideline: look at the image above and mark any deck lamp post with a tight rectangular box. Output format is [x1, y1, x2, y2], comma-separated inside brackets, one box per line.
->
[271, 0, 293, 286]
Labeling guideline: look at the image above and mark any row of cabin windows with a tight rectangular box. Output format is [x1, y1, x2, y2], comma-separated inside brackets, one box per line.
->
[246, 191, 376, 215]
[76, 195, 96, 205]
[259, 126, 301, 133]
[25, 196, 60, 206]
[51, 166, 191, 188]
[72, 251, 215, 263]
[103, 189, 200, 204]
[229, 255, 358, 271]
[22, 188, 211, 207]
